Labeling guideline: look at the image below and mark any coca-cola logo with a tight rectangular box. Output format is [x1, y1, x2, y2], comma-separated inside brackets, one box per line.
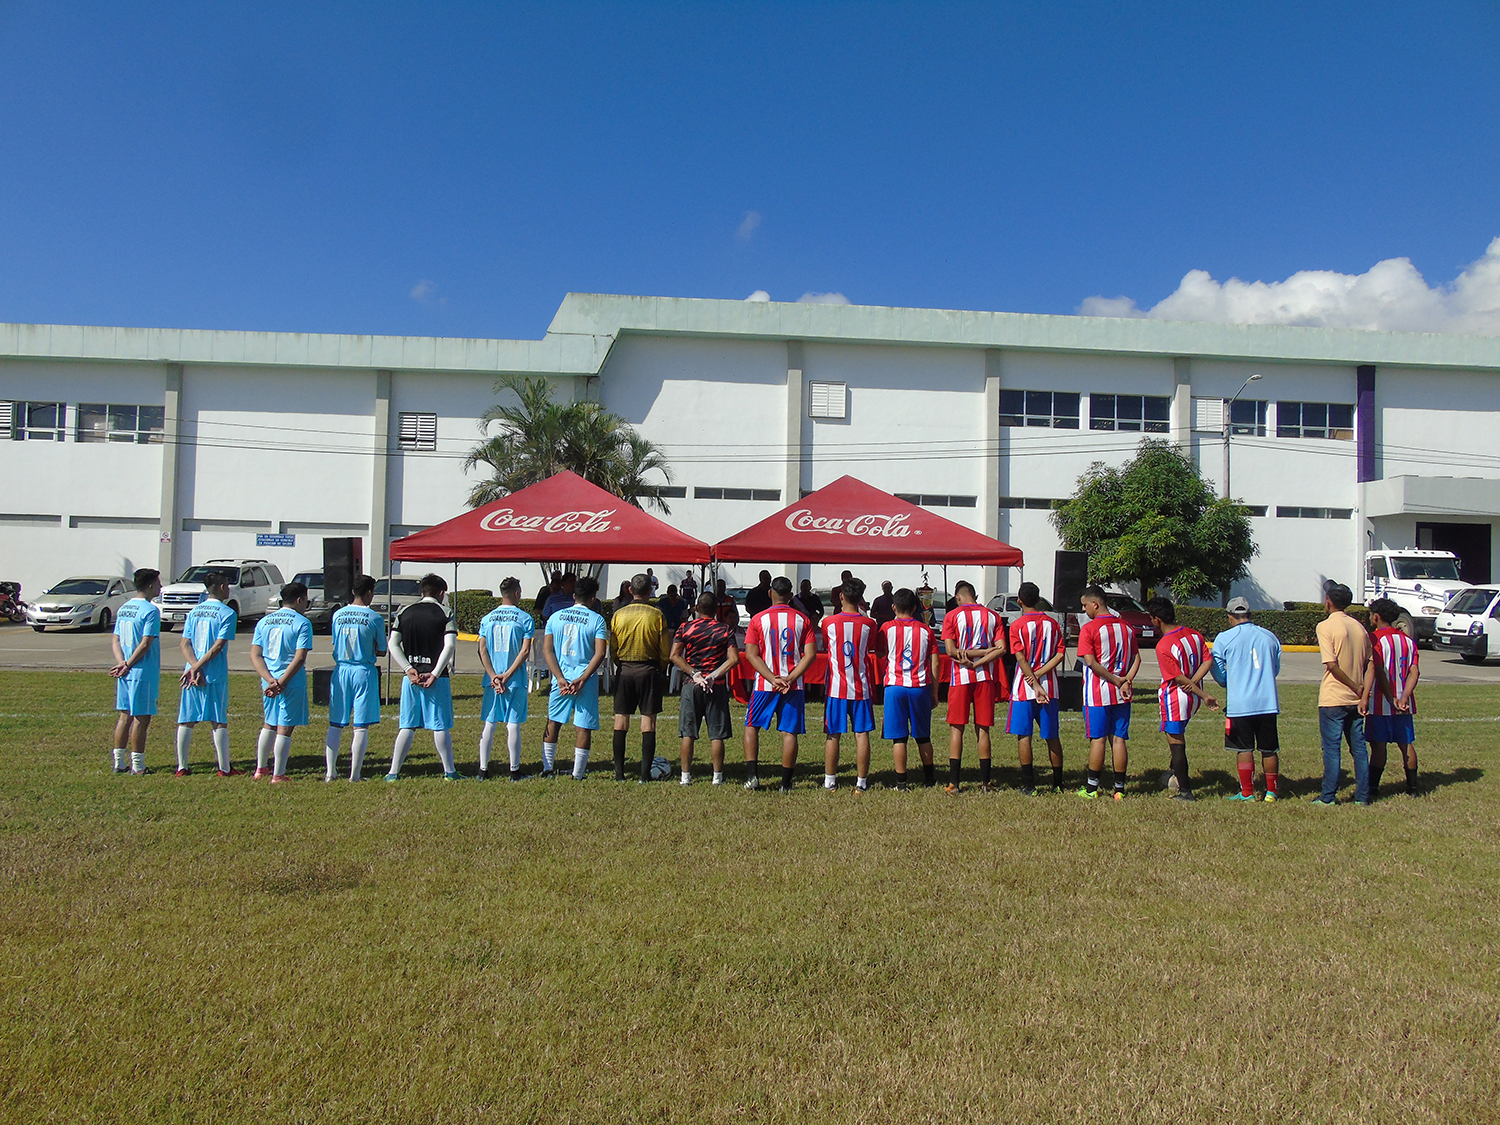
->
[784, 509, 917, 537]
[478, 508, 620, 534]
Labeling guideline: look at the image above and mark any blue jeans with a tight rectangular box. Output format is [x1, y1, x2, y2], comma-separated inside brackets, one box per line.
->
[1318, 705, 1369, 803]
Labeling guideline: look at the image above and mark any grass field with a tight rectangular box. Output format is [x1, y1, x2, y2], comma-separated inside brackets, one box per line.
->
[2, 669, 1498, 1124]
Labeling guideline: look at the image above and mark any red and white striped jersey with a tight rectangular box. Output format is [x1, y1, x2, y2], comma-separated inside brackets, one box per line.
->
[941, 603, 1004, 684]
[1009, 612, 1063, 701]
[1077, 611, 1137, 707]
[1371, 627, 1418, 716]
[881, 618, 936, 688]
[1155, 626, 1207, 723]
[746, 605, 813, 692]
[821, 613, 876, 701]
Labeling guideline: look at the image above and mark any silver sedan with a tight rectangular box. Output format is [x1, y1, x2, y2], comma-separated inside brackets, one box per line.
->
[26, 575, 134, 633]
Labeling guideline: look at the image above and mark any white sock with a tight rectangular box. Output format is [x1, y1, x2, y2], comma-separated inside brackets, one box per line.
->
[572, 748, 589, 778]
[256, 727, 274, 770]
[856, 776, 869, 790]
[506, 723, 523, 772]
[479, 722, 496, 771]
[713, 770, 724, 784]
[112, 748, 124, 770]
[824, 774, 837, 789]
[176, 725, 192, 771]
[350, 728, 369, 780]
[324, 728, 341, 779]
[130, 751, 145, 773]
[542, 741, 557, 771]
[212, 726, 230, 773]
[681, 770, 691, 784]
[273, 734, 291, 776]
[389, 728, 414, 776]
[433, 730, 456, 774]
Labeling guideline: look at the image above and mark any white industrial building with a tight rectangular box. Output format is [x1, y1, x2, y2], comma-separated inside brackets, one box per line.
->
[3, 293, 1500, 609]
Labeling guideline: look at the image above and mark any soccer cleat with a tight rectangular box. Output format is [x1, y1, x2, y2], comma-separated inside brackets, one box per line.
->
[323, 775, 337, 783]
[1224, 792, 1256, 802]
[443, 772, 464, 781]
[476, 768, 491, 780]
[1262, 791, 1278, 803]
[1306, 795, 1337, 807]
[112, 764, 128, 774]
[680, 776, 691, 786]
[384, 774, 401, 783]
[1171, 791, 1196, 802]
[174, 768, 191, 777]
[348, 776, 365, 782]
[743, 777, 760, 790]
[253, 768, 272, 780]
[778, 783, 793, 793]
[216, 768, 243, 777]
[1018, 785, 1037, 797]
[943, 783, 960, 795]
[129, 768, 148, 776]
[539, 769, 556, 778]
[979, 782, 995, 794]
[1075, 786, 1098, 800]
[893, 781, 910, 792]
[270, 774, 291, 784]
[1112, 790, 1124, 801]
[854, 783, 869, 794]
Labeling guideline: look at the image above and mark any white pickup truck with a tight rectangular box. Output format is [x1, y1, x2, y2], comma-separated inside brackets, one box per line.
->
[1364, 549, 1467, 644]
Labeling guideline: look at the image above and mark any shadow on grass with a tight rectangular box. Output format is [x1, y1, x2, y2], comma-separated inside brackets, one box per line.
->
[1192, 765, 1483, 799]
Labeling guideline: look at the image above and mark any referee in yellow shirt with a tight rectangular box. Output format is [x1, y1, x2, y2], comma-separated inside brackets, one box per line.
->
[610, 573, 673, 782]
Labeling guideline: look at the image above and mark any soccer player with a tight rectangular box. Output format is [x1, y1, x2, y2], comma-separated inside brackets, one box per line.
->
[386, 573, 460, 781]
[109, 568, 162, 775]
[542, 575, 609, 779]
[1076, 585, 1140, 800]
[941, 580, 1005, 793]
[250, 582, 314, 783]
[1146, 597, 1218, 801]
[1210, 597, 1283, 801]
[880, 588, 940, 789]
[609, 573, 672, 782]
[1366, 597, 1420, 799]
[1314, 583, 1373, 806]
[325, 574, 387, 782]
[476, 576, 534, 780]
[821, 578, 878, 792]
[671, 593, 739, 784]
[176, 571, 238, 776]
[742, 576, 817, 791]
[1006, 581, 1066, 794]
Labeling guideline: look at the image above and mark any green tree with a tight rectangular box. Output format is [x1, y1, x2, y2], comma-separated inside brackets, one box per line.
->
[1049, 438, 1257, 601]
[462, 375, 675, 513]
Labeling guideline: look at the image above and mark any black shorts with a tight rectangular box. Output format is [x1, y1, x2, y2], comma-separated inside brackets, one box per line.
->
[1225, 713, 1279, 752]
[679, 680, 732, 741]
[614, 662, 664, 716]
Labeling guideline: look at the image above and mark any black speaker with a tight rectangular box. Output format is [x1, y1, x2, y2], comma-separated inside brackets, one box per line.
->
[1053, 550, 1089, 615]
[323, 537, 363, 605]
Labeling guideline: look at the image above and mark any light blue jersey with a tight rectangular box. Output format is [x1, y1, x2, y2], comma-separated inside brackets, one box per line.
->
[114, 598, 162, 682]
[1210, 620, 1282, 717]
[253, 608, 313, 680]
[545, 603, 608, 680]
[182, 598, 237, 682]
[332, 604, 387, 666]
[480, 604, 535, 677]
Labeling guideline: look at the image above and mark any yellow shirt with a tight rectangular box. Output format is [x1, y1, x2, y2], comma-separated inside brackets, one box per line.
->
[609, 601, 671, 667]
[1316, 611, 1371, 707]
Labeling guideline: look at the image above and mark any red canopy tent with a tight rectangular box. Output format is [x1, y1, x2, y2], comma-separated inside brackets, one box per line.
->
[389, 471, 711, 564]
[710, 475, 1023, 567]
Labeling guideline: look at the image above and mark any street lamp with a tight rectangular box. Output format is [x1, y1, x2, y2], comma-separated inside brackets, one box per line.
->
[1223, 373, 1263, 500]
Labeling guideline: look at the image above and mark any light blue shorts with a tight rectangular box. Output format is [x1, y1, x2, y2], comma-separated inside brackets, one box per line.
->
[547, 676, 600, 730]
[399, 676, 454, 731]
[115, 672, 159, 717]
[262, 673, 310, 728]
[178, 678, 229, 724]
[482, 676, 529, 724]
[823, 697, 874, 735]
[329, 664, 382, 727]
[1007, 698, 1060, 740]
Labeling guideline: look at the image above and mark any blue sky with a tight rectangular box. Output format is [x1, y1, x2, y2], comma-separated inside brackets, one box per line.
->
[1, 2, 1497, 339]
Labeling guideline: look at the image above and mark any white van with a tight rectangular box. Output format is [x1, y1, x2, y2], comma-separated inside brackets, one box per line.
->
[1432, 587, 1500, 665]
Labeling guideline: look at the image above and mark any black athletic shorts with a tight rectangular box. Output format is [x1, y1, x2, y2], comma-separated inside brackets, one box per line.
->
[679, 680, 732, 741]
[1225, 713, 1279, 752]
[614, 661, 664, 716]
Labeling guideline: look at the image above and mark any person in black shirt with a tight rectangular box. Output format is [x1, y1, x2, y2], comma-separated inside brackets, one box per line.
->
[745, 570, 773, 618]
[795, 580, 824, 628]
[387, 573, 460, 781]
[870, 580, 895, 626]
[671, 594, 740, 785]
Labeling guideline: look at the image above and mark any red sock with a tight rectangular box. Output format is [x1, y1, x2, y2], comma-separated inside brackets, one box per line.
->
[1238, 761, 1254, 797]
[1264, 769, 1278, 796]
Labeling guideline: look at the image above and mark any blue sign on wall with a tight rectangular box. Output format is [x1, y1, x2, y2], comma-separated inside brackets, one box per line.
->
[256, 533, 296, 548]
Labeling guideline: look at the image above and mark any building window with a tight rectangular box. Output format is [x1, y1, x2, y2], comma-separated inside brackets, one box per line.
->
[694, 487, 781, 501]
[397, 412, 437, 451]
[76, 404, 165, 444]
[1230, 400, 1268, 436]
[998, 496, 1059, 510]
[1276, 506, 1353, 520]
[999, 390, 1081, 429]
[895, 493, 977, 508]
[5, 401, 67, 441]
[649, 485, 687, 499]
[1244, 505, 1269, 517]
[1277, 402, 1353, 440]
[808, 381, 847, 419]
[1089, 394, 1170, 433]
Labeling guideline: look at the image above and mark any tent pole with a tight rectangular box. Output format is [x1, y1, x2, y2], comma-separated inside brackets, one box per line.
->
[384, 546, 392, 705]
[453, 561, 459, 674]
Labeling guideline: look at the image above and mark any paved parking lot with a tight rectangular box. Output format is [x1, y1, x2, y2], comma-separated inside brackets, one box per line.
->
[4, 622, 1500, 684]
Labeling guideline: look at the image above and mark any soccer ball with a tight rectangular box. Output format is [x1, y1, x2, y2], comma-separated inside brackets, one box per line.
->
[648, 756, 673, 781]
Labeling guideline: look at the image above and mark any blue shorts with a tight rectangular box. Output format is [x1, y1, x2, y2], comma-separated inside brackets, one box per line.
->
[547, 676, 600, 730]
[1160, 718, 1188, 736]
[399, 676, 454, 731]
[1366, 713, 1416, 744]
[115, 672, 158, 717]
[262, 673, 310, 728]
[329, 664, 382, 727]
[824, 697, 875, 735]
[882, 685, 933, 742]
[482, 675, 529, 724]
[1007, 698, 1060, 740]
[1084, 702, 1132, 741]
[178, 678, 229, 724]
[747, 689, 806, 735]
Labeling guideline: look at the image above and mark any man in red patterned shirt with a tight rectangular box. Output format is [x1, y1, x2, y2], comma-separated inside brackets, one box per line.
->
[940, 581, 1006, 793]
[1007, 582, 1067, 794]
[1146, 598, 1218, 801]
[821, 578, 878, 792]
[1076, 585, 1140, 800]
[742, 577, 818, 791]
[880, 588, 940, 790]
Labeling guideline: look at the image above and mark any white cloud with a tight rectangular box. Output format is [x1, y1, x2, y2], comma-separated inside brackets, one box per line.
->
[1078, 237, 1500, 335]
[736, 211, 762, 242]
[796, 291, 850, 305]
[409, 278, 446, 306]
[744, 290, 771, 302]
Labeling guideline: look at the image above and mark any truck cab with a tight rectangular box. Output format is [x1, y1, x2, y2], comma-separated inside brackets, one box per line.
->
[1364, 549, 1466, 643]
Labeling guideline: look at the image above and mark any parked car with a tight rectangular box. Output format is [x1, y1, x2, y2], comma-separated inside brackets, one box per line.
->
[374, 575, 425, 626]
[155, 560, 285, 630]
[26, 575, 133, 633]
[1433, 586, 1500, 664]
[986, 592, 1080, 645]
[289, 571, 342, 632]
[1100, 591, 1159, 646]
